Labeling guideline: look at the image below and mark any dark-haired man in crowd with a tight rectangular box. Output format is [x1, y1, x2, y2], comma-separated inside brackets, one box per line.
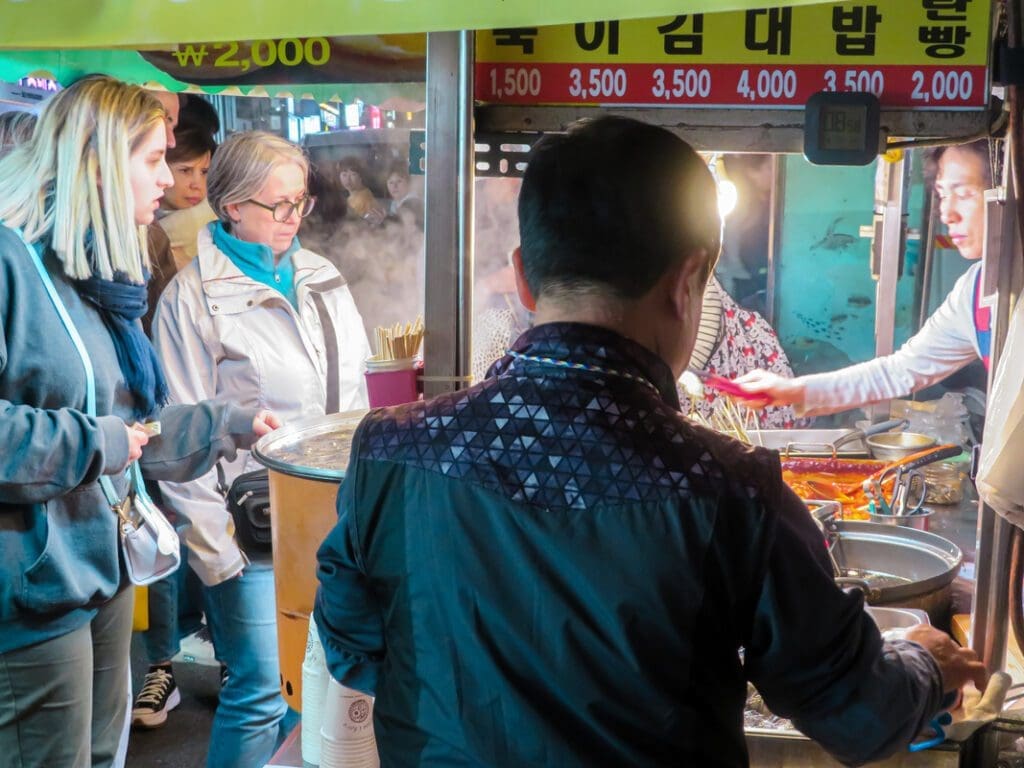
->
[315, 116, 986, 766]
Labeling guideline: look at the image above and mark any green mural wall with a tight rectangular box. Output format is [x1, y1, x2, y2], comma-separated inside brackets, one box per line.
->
[774, 154, 923, 377]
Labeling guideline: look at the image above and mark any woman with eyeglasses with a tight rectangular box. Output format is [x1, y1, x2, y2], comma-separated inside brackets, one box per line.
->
[152, 130, 370, 768]
[732, 139, 996, 416]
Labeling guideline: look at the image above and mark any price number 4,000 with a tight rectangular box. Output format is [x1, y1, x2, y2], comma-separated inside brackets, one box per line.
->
[736, 69, 797, 103]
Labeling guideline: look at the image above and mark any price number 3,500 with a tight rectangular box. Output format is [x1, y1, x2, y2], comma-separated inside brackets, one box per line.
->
[823, 69, 885, 96]
[569, 68, 628, 99]
[651, 68, 711, 101]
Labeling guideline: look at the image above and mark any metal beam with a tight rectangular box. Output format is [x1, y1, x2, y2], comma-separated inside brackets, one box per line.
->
[475, 105, 991, 153]
[423, 31, 475, 397]
[869, 155, 909, 420]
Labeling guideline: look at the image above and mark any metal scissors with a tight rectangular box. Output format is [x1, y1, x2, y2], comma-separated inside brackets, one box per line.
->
[874, 466, 928, 517]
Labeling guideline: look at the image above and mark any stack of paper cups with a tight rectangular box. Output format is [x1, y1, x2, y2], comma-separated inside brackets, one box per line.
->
[301, 618, 330, 766]
[320, 676, 379, 768]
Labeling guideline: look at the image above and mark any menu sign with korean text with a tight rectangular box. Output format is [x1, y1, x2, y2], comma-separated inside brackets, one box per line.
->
[476, 0, 989, 109]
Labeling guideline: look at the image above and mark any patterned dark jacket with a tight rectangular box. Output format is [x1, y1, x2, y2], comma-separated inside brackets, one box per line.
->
[315, 322, 942, 767]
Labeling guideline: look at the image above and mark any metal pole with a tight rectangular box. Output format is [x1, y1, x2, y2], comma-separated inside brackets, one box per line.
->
[969, 140, 1023, 673]
[916, 188, 937, 331]
[457, 31, 475, 383]
[423, 32, 475, 398]
[765, 154, 782, 326]
[870, 155, 909, 421]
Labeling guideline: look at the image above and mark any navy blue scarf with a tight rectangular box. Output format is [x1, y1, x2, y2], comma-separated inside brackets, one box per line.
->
[74, 270, 169, 420]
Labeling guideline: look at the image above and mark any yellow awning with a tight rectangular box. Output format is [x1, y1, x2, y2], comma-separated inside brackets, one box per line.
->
[0, 0, 837, 50]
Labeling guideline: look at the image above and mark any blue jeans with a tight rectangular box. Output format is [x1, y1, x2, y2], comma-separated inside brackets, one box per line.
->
[202, 561, 296, 768]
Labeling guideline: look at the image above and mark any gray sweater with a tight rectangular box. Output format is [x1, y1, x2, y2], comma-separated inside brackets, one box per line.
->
[0, 224, 257, 653]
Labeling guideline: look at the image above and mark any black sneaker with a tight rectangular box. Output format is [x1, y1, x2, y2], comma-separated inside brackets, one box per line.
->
[131, 665, 181, 729]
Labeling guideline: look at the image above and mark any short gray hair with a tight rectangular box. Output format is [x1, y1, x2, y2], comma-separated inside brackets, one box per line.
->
[207, 131, 309, 223]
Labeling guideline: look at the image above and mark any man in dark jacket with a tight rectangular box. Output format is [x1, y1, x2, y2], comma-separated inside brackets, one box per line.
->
[315, 116, 986, 767]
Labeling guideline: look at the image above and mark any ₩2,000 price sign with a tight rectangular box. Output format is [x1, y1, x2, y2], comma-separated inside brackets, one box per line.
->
[476, 63, 988, 109]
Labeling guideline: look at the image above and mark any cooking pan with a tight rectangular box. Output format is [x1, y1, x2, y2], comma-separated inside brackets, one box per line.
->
[826, 520, 962, 626]
[753, 419, 907, 458]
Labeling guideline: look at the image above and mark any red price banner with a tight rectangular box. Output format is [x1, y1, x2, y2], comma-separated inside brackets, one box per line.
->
[476, 63, 988, 109]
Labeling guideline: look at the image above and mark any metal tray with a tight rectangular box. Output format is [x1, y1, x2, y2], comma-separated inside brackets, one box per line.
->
[749, 429, 870, 458]
[252, 409, 369, 481]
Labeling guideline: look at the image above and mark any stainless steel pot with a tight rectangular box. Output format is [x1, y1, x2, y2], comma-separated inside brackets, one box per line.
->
[750, 418, 905, 458]
[252, 409, 368, 711]
[827, 520, 962, 627]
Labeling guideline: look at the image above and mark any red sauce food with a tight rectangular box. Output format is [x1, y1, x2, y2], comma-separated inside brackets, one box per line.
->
[781, 458, 886, 520]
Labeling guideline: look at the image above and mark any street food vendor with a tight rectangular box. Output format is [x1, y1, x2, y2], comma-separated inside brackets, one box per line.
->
[734, 139, 994, 415]
[315, 116, 986, 767]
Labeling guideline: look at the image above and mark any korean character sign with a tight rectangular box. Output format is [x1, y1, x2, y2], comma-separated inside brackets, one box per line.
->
[474, 1, 990, 109]
[919, 0, 972, 58]
[833, 5, 884, 56]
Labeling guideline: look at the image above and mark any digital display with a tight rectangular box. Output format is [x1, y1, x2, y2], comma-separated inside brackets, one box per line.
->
[819, 105, 867, 151]
[804, 91, 880, 166]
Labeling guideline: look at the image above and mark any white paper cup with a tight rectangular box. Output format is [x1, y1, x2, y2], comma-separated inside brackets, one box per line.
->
[321, 676, 375, 738]
[301, 618, 330, 765]
[320, 730, 379, 768]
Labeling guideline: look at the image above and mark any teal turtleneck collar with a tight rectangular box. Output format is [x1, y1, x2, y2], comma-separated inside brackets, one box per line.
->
[211, 220, 300, 308]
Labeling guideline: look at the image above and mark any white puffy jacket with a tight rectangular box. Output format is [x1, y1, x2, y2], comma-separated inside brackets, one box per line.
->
[153, 226, 371, 585]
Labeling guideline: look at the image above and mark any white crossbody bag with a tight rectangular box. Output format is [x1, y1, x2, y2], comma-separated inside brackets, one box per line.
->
[19, 229, 180, 586]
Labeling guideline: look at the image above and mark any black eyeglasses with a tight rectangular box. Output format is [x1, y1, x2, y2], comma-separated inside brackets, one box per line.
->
[246, 195, 317, 222]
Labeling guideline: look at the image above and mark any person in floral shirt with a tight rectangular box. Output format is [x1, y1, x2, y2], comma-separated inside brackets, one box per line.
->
[680, 277, 807, 429]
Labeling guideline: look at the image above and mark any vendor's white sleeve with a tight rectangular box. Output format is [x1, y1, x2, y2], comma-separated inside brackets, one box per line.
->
[152, 276, 249, 586]
[800, 262, 981, 416]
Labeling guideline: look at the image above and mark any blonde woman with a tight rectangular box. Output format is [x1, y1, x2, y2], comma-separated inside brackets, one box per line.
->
[0, 76, 278, 768]
[154, 131, 370, 768]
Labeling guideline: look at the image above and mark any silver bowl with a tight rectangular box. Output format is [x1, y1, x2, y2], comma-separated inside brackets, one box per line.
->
[865, 431, 936, 461]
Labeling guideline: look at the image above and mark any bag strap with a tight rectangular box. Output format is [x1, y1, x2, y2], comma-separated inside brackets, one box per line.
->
[215, 461, 229, 498]
[311, 292, 341, 415]
[16, 228, 121, 508]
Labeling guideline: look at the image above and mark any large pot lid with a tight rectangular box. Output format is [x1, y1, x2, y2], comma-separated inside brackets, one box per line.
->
[252, 409, 368, 482]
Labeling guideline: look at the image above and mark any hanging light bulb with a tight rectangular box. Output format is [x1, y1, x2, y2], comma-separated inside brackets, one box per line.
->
[718, 178, 738, 218]
[704, 153, 738, 219]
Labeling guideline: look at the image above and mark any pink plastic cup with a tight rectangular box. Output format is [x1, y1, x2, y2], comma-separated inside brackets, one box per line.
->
[365, 357, 419, 408]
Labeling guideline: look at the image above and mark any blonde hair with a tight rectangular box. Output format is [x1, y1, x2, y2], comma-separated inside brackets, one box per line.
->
[0, 111, 37, 158]
[207, 131, 309, 224]
[0, 76, 165, 282]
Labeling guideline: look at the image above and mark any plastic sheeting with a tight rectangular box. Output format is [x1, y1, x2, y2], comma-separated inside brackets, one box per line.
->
[977, 294, 1024, 525]
[0, 0, 837, 50]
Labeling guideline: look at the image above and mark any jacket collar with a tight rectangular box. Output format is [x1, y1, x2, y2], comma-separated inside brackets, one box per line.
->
[195, 225, 342, 305]
[493, 322, 681, 410]
[212, 220, 299, 279]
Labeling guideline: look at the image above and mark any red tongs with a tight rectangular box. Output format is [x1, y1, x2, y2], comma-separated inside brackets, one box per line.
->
[692, 370, 770, 404]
